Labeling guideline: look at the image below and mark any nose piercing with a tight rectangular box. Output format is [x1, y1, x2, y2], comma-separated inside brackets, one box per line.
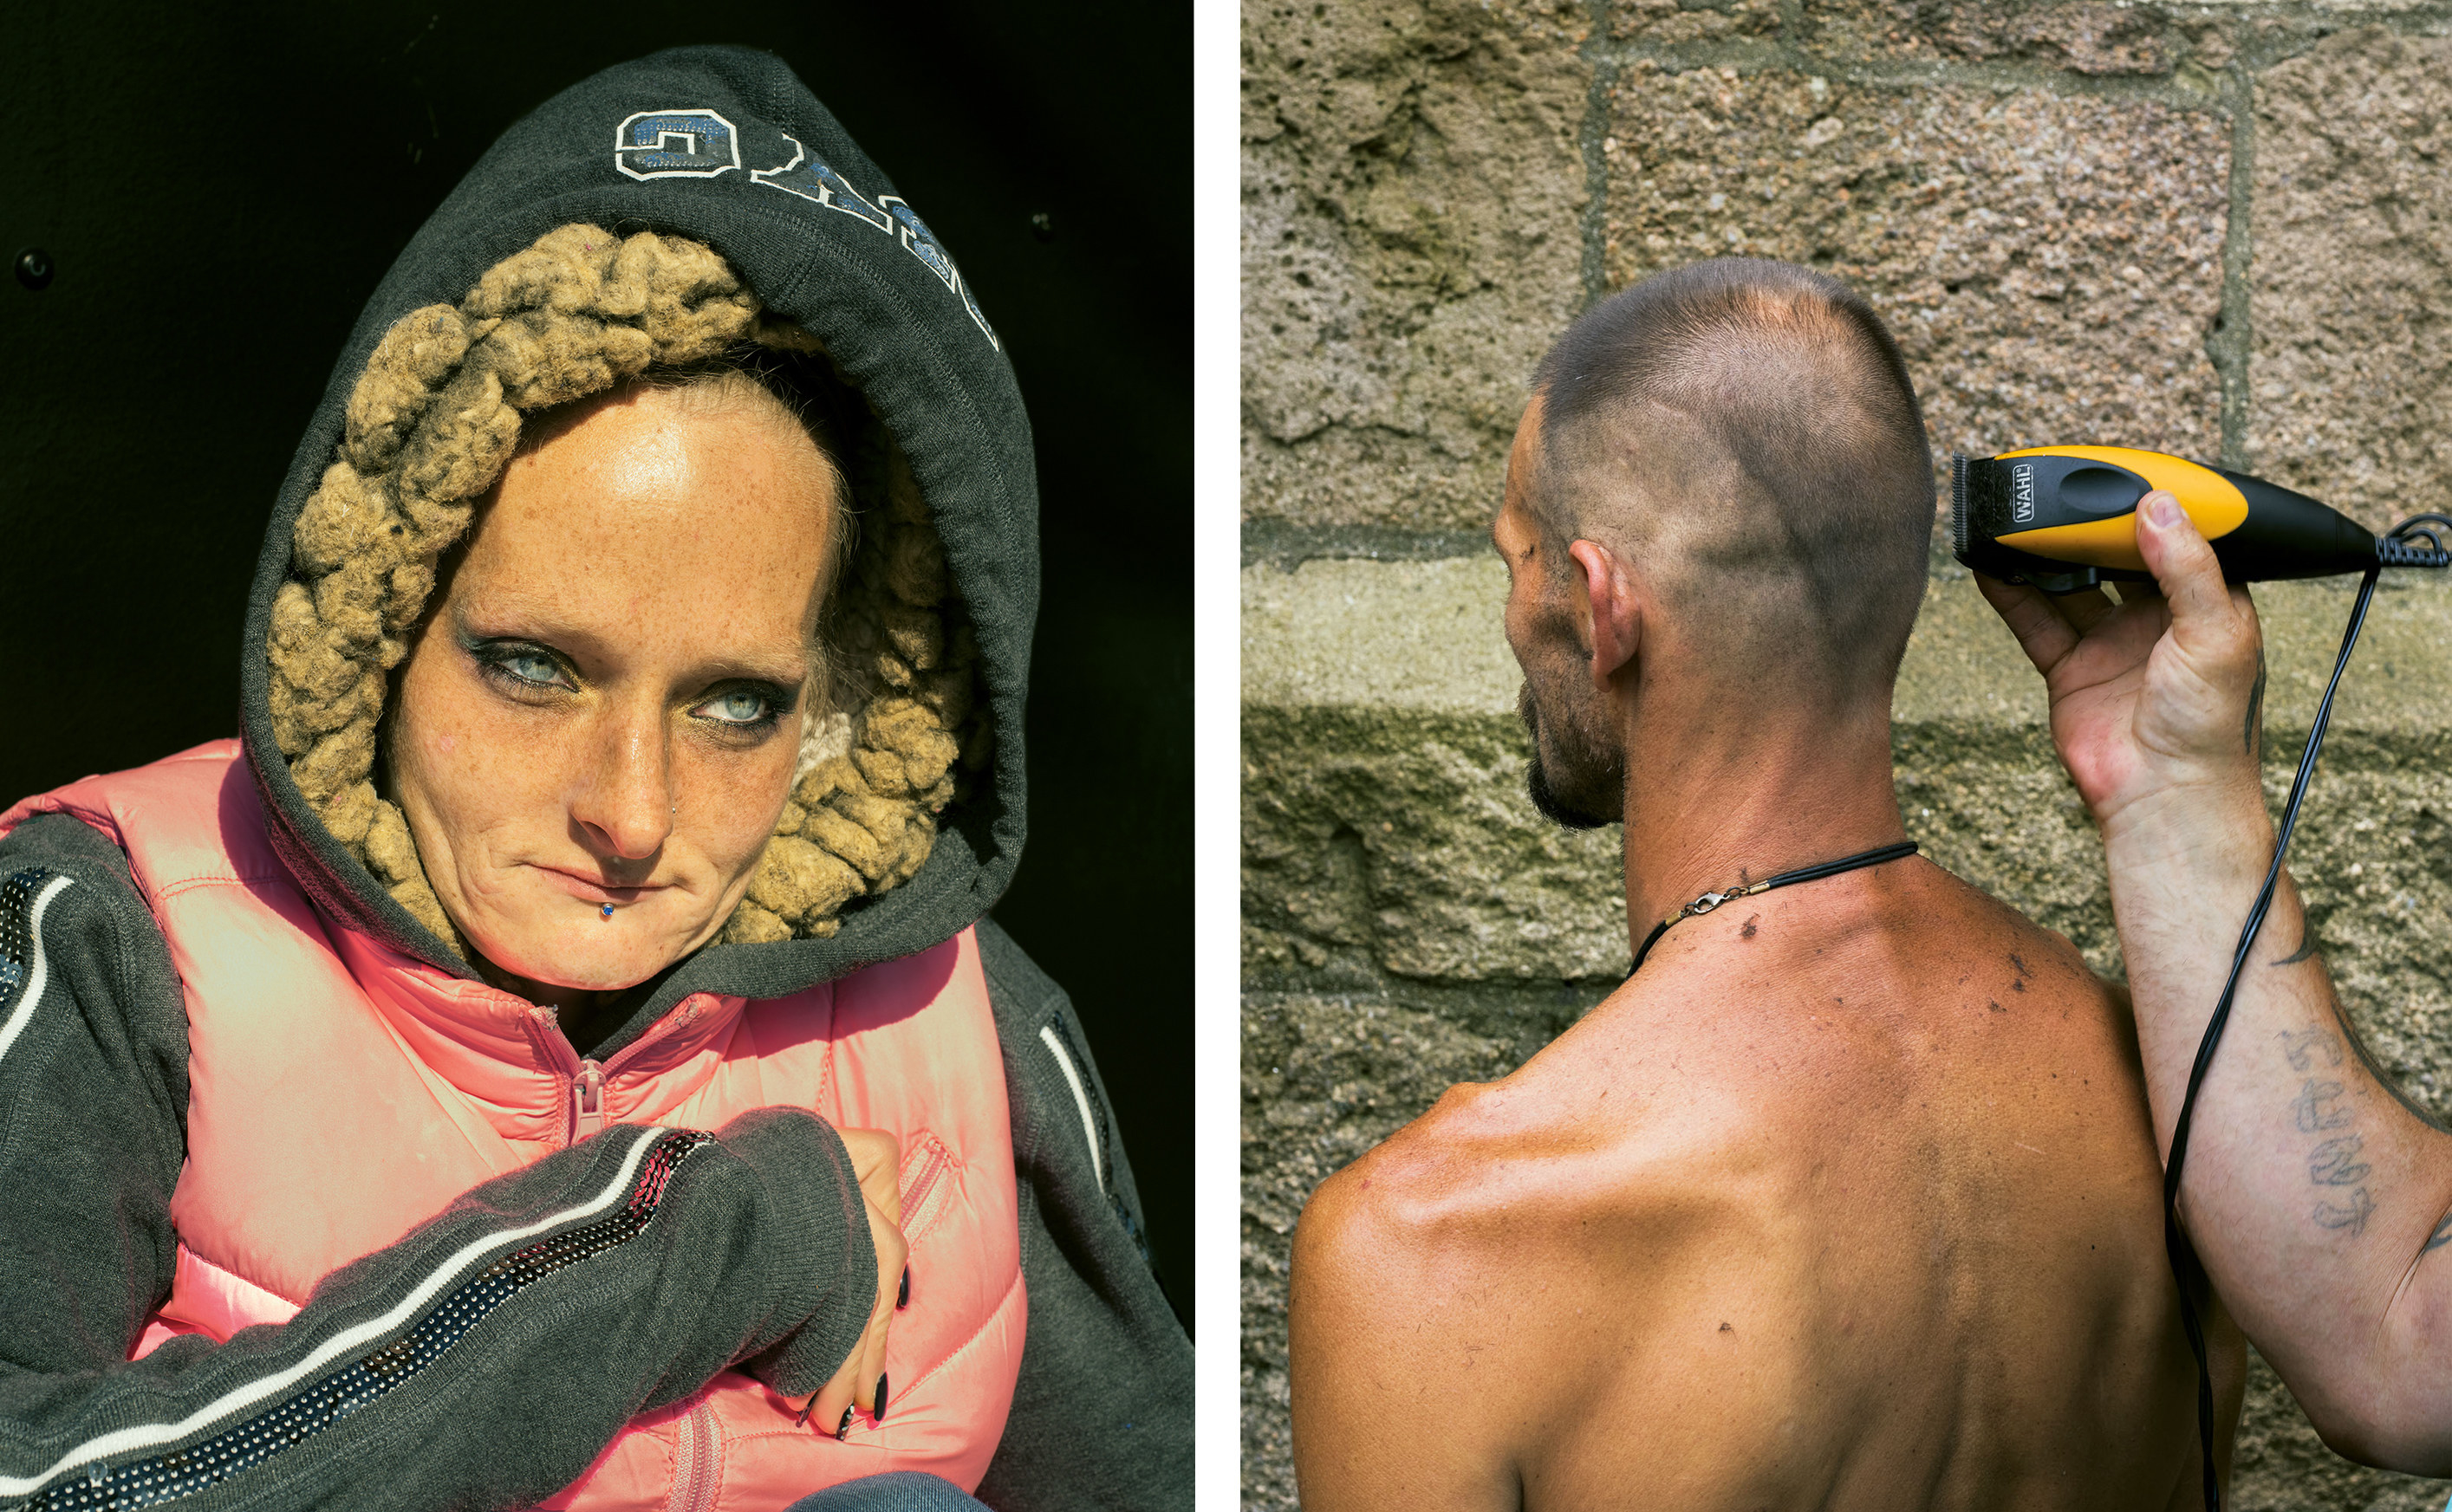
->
[599, 903, 615, 920]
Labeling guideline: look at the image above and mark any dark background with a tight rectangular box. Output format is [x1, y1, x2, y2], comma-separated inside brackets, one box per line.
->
[0, 3, 1190, 1324]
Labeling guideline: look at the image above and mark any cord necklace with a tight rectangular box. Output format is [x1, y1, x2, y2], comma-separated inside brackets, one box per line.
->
[1628, 840, 1922, 975]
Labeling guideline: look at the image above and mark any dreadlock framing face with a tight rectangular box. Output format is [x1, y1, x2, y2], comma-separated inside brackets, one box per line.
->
[263, 224, 985, 996]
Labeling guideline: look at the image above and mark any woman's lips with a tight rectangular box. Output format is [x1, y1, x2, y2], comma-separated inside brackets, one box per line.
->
[532, 864, 668, 905]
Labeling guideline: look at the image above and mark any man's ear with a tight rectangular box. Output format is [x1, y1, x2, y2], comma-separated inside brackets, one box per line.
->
[1567, 538, 1640, 688]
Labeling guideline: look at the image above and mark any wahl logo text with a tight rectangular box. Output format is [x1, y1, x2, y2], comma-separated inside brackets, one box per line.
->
[2011, 463, 2036, 524]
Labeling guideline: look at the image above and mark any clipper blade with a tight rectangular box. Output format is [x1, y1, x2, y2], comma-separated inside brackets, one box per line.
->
[1949, 454, 1970, 561]
[1948, 451, 2104, 593]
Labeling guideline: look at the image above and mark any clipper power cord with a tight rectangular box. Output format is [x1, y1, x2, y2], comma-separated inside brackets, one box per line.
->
[1954, 445, 2452, 1512]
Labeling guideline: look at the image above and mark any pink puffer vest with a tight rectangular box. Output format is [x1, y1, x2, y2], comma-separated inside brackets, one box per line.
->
[0, 740, 1025, 1508]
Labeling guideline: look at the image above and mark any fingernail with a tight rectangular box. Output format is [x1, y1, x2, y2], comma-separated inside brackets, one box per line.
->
[797, 1393, 818, 1427]
[897, 1267, 910, 1310]
[874, 1373, 890, 1423]
[2148, 493, 2182, 528]
[836, 1406, 854, 1441]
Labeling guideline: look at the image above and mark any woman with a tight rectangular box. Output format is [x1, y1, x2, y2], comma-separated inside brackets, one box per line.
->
[0, 45, 1186, 1512]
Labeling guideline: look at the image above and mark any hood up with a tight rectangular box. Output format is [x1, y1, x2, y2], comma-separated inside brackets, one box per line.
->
[240, 46, 1036, 1031]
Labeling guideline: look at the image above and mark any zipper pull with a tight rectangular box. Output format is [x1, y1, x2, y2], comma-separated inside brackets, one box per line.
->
[572, 1060, 607, 1143]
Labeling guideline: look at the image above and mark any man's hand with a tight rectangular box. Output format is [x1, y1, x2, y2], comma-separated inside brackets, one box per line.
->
[802, 1128, 907, 1437]
[1976, 489, 2452, 1470]
[1974, 490, 2269, 834]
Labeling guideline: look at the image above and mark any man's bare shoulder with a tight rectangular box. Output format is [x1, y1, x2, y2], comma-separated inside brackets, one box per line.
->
[1289, 1054, 1748, 1506]
[1294, 1025, 1751, 1321]
[1296, 1074, 1554, 1295]
[1904, 865, 2141, 1038]
[1285, 1077, 1553, 1508]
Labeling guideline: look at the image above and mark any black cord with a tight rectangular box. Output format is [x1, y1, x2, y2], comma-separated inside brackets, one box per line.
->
[1626, 516, 2444, 1506]
[2163, 567, 2381, 1512]
[1629, 840, 1920, 975]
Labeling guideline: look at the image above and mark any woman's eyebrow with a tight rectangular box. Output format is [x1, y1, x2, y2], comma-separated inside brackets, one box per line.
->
[694, 656, 810, 689]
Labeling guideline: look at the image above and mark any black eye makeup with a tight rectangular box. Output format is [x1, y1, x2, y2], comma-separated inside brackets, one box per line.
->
[461, 633, 795, 743]
[466, 637, 577, 699]
[686, 680, 797, 740]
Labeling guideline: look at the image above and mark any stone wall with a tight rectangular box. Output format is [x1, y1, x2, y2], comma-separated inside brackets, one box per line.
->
[1242, 3, 2452, 1508]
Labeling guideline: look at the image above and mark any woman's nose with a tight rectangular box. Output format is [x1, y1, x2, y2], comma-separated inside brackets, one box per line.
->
[570, 710, 674, 862]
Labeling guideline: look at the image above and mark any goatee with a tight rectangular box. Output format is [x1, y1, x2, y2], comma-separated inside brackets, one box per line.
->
[1518, 684, 1621, 831]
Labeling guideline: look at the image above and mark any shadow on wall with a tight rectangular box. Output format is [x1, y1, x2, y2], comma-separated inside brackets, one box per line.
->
[1241, 2, 2452, 1506]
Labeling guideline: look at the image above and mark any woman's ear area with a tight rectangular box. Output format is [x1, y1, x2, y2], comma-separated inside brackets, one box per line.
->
[1566, 537, 1642, 688]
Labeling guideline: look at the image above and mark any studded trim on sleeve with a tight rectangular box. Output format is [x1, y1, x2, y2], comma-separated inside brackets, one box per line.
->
[3, 1126, 712, 1509]
[0, 867, 75, 1070]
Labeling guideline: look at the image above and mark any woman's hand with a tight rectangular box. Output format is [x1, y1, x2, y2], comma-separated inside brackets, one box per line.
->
[1974, 490, 2270, 837]
[801, 1127, 907, 1437]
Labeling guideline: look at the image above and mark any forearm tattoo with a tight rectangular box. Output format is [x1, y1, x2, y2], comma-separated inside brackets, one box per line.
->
[2270, 921, 2320, 968]
[2277, 1014, 2452, 1244]
[2280, 1029, 2376, 1236]
[2244, 649, 2267, 760]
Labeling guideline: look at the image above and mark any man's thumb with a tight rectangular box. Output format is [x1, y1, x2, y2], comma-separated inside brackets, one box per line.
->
[2136, 490, 2232, 625]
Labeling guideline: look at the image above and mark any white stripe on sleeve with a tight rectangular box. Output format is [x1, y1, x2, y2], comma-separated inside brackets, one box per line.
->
[0, 874, 75, 1069]
[0, 1123, 668, 1498]
[1038, 1022, 1105, 1194]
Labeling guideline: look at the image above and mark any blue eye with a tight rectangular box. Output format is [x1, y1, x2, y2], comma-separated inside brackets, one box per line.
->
[502, 652, 561, 686]
[472, 642, 571, 695]
[699, 691, 771, 725]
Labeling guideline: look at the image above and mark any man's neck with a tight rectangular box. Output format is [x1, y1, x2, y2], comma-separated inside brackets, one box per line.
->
[1616, 693, 1907, 954]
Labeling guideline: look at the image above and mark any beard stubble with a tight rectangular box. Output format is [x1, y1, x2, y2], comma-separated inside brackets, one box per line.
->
[1518, 680, 1624, 831]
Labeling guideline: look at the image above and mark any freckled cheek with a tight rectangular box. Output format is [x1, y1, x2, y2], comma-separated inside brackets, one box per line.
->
[677, 748, 796, 876]
[399, 673, 565, 836]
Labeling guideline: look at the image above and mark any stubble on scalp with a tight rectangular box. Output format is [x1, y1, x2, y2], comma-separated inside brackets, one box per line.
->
[1505, 259, 1938, 832]
[1528, 259, 1935, 716]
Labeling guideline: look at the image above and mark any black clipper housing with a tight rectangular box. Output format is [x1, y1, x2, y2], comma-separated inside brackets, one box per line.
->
[1949, 446, 2412, 594]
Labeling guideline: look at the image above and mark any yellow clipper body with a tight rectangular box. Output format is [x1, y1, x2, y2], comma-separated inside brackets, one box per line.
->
[1951, 444, 2390, 594]
[1991, 446, 2248, 571]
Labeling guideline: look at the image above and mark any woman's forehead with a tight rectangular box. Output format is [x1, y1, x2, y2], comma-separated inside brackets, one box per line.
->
[459, 392, 834, 639]
[505, 393, 824, 537]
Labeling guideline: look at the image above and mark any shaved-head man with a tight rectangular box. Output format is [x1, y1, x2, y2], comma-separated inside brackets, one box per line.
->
[1288, 259, 2247, 1510]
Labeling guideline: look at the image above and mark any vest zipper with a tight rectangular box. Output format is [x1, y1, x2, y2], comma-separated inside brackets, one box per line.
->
[531, 997, 709, 1148]
[530, 1006, 608, 1149]
[571, 1059, 607, 1143]
[665, 1396, 719, 1512]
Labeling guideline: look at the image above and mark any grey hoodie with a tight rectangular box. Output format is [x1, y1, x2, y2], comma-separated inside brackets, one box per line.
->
[0, 45, 1187, 1512]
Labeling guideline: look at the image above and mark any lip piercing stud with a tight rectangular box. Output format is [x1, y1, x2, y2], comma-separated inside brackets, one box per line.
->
[599, 903, 615, 920]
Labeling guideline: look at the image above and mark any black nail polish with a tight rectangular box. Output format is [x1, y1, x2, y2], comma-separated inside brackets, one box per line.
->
[836, 1406, 854, 1441]
[897, 1266, 910, 1309]
[797, 1392, 818, 1426]
[875, 1372, 890, 1423]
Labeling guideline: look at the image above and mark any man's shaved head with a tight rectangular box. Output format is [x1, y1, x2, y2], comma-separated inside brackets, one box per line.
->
[1527, 258, 1934, 707]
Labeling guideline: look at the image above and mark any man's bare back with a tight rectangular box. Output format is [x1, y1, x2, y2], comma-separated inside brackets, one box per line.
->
[1292, 860, 2243, 1510]
[1288, 261, 2247, 1509]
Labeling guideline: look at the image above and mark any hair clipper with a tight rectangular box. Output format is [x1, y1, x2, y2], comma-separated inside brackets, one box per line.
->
[1950, 445, 2449, 594]
[1949, 443, 2450, 1512]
